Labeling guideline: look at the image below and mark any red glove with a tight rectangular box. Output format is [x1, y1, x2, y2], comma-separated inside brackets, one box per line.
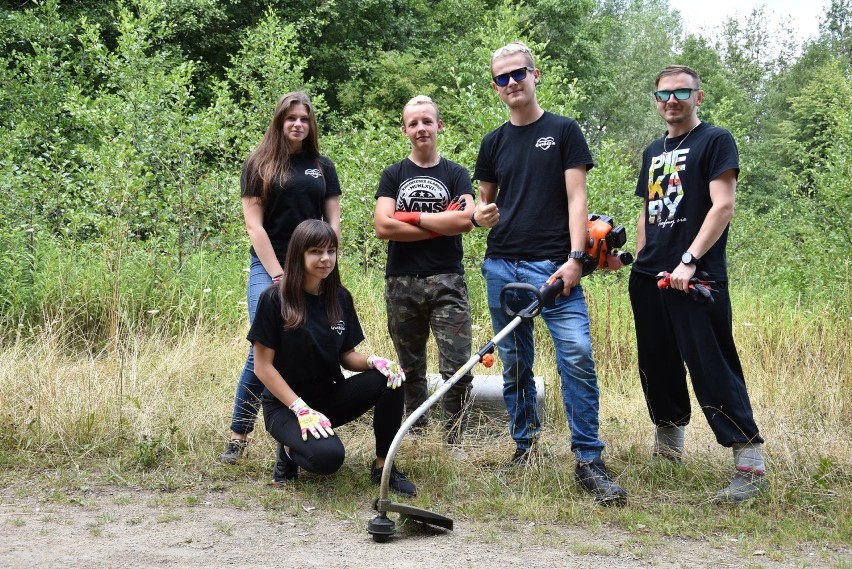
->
[393, 211, 421, 226]
[656, 271, 716, 303]
[421, 197, 466, 238]
[394, 210, 441, 238]
[446, 196, 466, 212]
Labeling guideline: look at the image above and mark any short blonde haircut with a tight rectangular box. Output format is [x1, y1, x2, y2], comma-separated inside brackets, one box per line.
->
[491, 41, 535, 72]
[402, 95, 440, 124]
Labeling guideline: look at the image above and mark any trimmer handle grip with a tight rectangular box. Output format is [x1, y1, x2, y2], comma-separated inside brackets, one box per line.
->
[500, 279, 564, 320]
[540, 279, 564, 307]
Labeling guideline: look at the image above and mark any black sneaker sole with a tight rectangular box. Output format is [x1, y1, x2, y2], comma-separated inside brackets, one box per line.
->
[594, 493, 627, 507]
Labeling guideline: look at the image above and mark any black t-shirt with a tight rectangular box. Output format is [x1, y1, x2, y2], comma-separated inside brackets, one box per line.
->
[375, 157, 473, 276]
[473, 111, 594, 261]
[241, 153, 342, 264]
[633, 122, 739, 281]
[247, 286, 364, 406]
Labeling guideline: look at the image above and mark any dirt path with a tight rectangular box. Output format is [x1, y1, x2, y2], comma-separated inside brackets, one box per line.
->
[0, 484, 843, 568]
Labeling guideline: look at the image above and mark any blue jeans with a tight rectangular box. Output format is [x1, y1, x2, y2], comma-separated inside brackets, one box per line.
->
[482, 258, 605, 462]
[229, 255, 273, 435]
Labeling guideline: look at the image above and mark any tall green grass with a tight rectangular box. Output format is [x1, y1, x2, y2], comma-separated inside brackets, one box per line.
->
[0, 247, 850, 559]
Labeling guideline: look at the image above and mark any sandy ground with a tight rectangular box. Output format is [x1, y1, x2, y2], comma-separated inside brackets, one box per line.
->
[0, 483, 846, 569]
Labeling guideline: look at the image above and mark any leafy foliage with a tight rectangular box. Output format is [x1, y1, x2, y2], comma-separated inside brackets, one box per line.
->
[0, 0, 849, 331]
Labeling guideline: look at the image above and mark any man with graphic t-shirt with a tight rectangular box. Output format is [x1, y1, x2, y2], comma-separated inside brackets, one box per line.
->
[472, 42, 626, 505]
[374, 96, 476, 454]
[630, 65, 767, 503]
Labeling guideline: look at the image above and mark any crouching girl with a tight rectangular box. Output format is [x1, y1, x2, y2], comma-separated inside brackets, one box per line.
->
[249, 219, 416, 496]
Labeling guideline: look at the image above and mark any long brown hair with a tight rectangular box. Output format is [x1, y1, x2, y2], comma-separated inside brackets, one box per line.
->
[278, 219, 348, 331]
[243, 92, 322, 205]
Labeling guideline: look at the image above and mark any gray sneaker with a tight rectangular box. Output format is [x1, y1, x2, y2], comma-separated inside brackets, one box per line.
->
[713, 470, 768, 503]
[448, 444, 469, 461]
[218, 439, 248, 464]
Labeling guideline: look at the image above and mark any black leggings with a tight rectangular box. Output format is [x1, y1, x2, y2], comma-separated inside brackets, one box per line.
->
[262, 370, 404, 474]
[628, 271, 763, 447]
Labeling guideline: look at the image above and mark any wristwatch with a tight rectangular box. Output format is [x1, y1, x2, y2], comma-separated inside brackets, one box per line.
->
[681, 251, 700, 265]
[568, 251, 589, 262]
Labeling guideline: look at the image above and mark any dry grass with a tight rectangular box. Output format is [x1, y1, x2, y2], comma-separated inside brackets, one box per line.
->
[0, 273, 850, 557]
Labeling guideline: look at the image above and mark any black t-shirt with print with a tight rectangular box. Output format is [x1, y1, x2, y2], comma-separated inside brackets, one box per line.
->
[633, 122, 739, 281]
[247, 286, 364, 406]
[473, 111, 594, 261]
[241, 153, 342, 264]
[375, 157, 473, 276]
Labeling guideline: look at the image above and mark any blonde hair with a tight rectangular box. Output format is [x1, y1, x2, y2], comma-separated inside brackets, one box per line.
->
[402, 95, 440, 124]
[491, 41, 535, 71]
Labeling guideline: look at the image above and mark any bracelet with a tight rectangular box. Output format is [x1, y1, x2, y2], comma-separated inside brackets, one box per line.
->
[470, 212, 481, 228]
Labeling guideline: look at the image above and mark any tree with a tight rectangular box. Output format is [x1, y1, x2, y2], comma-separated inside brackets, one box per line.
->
[205, 7, 317, 166]
[778, 59, 852, 198]
[0, 0, 93, 314]
[820, 0, 852, 67]
[569, 0, 681, 153]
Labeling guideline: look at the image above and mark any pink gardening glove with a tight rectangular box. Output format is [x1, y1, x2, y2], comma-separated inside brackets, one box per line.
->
[367, 355, 406, 389]
[288, 397, 334, 441]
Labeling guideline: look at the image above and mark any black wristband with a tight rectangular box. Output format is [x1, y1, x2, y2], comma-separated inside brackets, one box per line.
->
[470, 212, 481, 228]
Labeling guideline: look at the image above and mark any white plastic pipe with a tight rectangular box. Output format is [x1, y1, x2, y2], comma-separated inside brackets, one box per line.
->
[426, 374, 545, 420]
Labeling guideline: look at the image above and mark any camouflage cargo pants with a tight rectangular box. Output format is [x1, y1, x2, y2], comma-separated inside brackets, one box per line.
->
[385, 273, 473, 444]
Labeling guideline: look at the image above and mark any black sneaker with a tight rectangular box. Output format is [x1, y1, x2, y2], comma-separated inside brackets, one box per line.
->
[218, 438, 248, 464]
[370, 461, 417, 497]
[510, 440, 538, 465]
[511, 447, 532, 465]
[272, 443, 298, 485]
[713, 469, 768, 503]
[575, 458, 627, 506]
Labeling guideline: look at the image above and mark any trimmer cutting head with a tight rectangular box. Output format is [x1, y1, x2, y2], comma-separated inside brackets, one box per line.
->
[368, 497, 453, 542]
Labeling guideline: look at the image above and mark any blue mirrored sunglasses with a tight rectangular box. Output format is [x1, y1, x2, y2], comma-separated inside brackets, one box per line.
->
[654, 88, 698, 102]
[493, 67, 533, 87]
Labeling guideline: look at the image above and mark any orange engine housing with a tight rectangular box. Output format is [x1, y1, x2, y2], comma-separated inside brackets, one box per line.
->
[584, 214, 630, 274]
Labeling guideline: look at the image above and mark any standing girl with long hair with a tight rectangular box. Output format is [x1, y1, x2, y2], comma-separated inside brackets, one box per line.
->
[249, 219, 416, 495]
[219, 92, 342, 463]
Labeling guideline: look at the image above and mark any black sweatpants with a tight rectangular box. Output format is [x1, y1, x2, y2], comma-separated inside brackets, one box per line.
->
[262, 369, 404, 474]
[628, 271, 763, 447]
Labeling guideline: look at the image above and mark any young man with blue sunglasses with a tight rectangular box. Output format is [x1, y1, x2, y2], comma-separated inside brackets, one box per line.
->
[630, 65, 767, 503]
[472, 41, 626, 505]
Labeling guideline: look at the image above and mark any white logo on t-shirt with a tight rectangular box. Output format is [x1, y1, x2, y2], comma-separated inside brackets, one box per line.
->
[331, 320, 345, 335]
[535, 137, 555, 150]
[305, 168, 322, 178]
[397, 176, 449, 213]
